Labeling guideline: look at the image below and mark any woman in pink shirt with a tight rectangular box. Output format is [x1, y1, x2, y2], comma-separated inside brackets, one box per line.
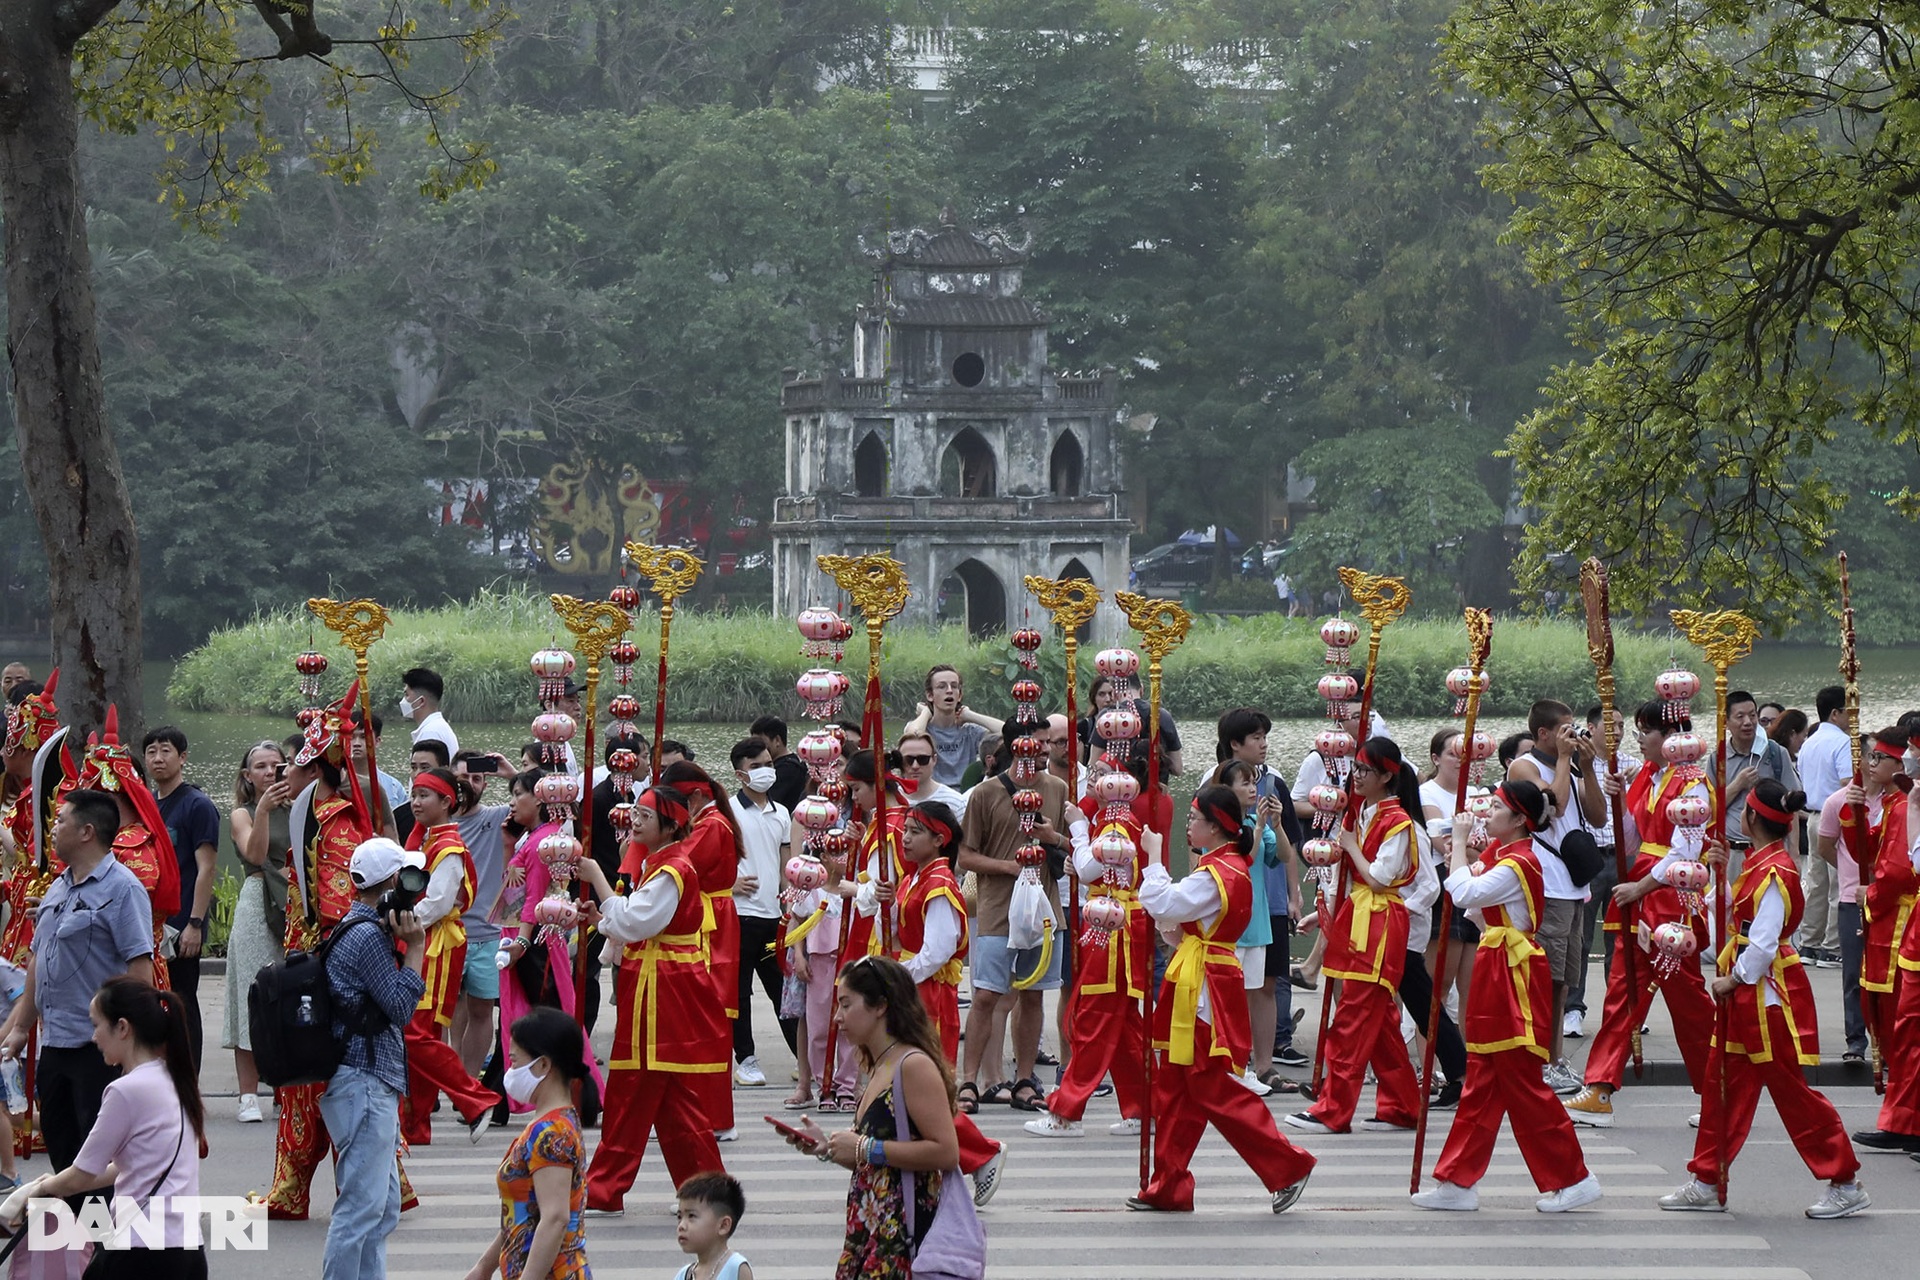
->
[14, 976, 205, 1276]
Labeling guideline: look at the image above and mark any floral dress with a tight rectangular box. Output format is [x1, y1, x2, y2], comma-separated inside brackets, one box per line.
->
[497, 1107, 591, 1280]
[837, 1083, 941, 1280]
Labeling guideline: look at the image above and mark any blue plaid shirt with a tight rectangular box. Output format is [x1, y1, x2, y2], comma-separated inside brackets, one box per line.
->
[325, 903, 425, 1094]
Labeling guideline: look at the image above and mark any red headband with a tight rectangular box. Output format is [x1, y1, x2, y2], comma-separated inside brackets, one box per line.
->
[1872, 739, 1906, 762]
[1356, 745, 1399, 777]
[1190, 795, 1241, 835]
[412, 773, 459, 806]
[1495, 782, 1542, 832]
[1746, 792, 1794, 827]
[635, 787, 690, 826]
[909, 810, 955, 846]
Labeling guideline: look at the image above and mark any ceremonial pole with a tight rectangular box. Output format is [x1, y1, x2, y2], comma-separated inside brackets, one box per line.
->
[821, 553, 911, 954]
[1411, 608, 1491, 1193]
[550, 594, 633, 1031]
[1114, 590, 1192, 1202]
[1025, 575, 1103, 1034]
[1837, 553, 1883, 1093]
[1308, 568, 1410, 1096]
[307, 597, 391, 832]
[1672, 607, 1759, 1206]
[1581, 559, 1645, 1078]
[625, 543, 704, 779]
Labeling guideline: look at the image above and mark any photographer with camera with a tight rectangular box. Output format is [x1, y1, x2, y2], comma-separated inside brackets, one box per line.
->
[320, 837, 429, 1280]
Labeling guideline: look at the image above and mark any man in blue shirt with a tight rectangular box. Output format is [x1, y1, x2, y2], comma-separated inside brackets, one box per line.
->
[143, 726, 221, 1073]
[0, 789, 156, 1173]
[321, 837, 428, 1280]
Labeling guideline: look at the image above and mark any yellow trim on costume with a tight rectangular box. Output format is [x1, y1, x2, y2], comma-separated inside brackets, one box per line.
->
[1470, 923, 1546, 1058]
[1158, 933, 1238, 1066]
[1867, 894, 1916, 987]
[1079, 886, 1143, 999]
[901, 950, 965, 986]
[784, 902, 829, 947]
[1715, 868, 1819, 1066]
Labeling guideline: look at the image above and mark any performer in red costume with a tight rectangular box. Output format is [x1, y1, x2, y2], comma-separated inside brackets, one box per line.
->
[659, 760, 743, 1135]
[400, 766, 501, 1145]
[1026, 755, 1151, 1138]
[74, 708, 180, 991]
[269, 686, 419, 1219]
[0, 673, 60, 1156]
[836, 751, 908, 967]
[1660, 780, 1867, 1216]
[1128, 785, 1316, 1214]
[1850, 729, 1920, 1151]
[1415, 779, 1600, 1213]
[578, 787, 726, 1215]
[1565, 702, 1717, 1128]
[1288, 737, 1424, 1135]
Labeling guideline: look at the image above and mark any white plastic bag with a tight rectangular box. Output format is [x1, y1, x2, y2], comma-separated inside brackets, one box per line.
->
[1007, 867, 1057, 951]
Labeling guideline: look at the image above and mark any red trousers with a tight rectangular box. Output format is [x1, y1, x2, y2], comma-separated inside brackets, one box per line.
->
[402, 1007, 503, 1145]
[267, 1081, 417, 1218]
[1309, 978, 1421, 1131]
[1876, 967, 1920, 1135]
[1691, 1005, 1859, 1184]
[956, 1112, 998, 1175]
[1138, 1020, 1317, 1211]
[1584, 944, 1714, 1091]
[1049, 991, 1148, 1123]
[1433, 1047, 1589, 1192]
[586, 1066, 724, 1211]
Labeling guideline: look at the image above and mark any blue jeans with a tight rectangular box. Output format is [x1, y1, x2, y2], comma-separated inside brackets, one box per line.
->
[318, 1065, 402, 1280]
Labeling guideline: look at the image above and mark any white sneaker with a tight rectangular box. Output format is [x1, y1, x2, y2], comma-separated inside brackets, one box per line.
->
[1235, 1069, 1272, 1097]
[1806, 1182, 1870, 1219]
[1023, 1113, 1083, 1138]
[1543, 1060, 1584, 1095]
[1284, 1112, 1334, 1134]
[713, 1128, 738, 1142]
[1688, 1113, 1701, 1129]
[1537, 1174, 1603, 1213]
[734, 1056, 767, 1087]
[236, 1094, 263, 1124]
[1109, 1118, 1142, 1136]
[1360, 1116, 1415, 1132]
[1658, 1179, 1723, 1212]
[1562, 1009, 1584, 1039]
[1411, 1180, 1478, 1211]
[972, 1143, 1007, 1208]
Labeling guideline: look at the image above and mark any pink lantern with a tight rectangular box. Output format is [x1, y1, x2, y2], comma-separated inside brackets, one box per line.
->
[1095, 648, 1141, 681]
[798, 607, 844, 661]
[796, 667, 849, 720]
[1093, 830, 1137, 868]
[794, 796, 841, 832]
[534, 773, 574, 805]
[538, 831, 582, 868]
[1097, 706, 1143, 744]
[1445, 667, 1490, 715]
[534, 898, 580, 930]
[1082, 895, 1127, 933]
[1657, 668, 1701, 724]
[1314, 728, 1356, 760]
[1468, 730, 1498, 761]
[1650, 921, 1699, 979]
[1308, 783, 1346, 814]
[1011, 627, 1044, 671]
[531, 712, 576, 744]
[1092, 772, 1140, 805]
[1467, 793, 1498, 819]
[1320, 617, 1360, 666]
[1665, 794, 1711, 830]
[798, 729, 844, 773]
[785, 854, 828, 893]
[1300, 838, 1342, 867]
[1663, 731, 1707, 767]
[1666, 859, 1711, 894]
[530, 648, 577, 704]
[1317, 673, 1359, 717]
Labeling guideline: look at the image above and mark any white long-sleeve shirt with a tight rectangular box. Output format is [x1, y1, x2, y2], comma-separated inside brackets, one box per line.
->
[1732, 881, 1786, 1007]
[903, 898, 963, 984]
[1140, 861, 1226, 1022]
[1443, 859, 1535, 933]
[596, 872, 684, 944]
[417, 855, 468, 927]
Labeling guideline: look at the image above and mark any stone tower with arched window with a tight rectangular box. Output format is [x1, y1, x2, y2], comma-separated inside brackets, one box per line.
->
[771, 209, 1131, 638]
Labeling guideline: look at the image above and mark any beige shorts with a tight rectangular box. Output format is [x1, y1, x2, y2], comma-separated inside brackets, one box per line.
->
[1537, 897, 1584, 985]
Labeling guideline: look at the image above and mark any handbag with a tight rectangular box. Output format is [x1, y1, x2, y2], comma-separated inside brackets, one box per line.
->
[891, 1053, 986, 1280]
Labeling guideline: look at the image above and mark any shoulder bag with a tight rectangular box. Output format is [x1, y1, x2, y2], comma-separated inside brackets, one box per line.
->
[891, 1051, 987, 1280]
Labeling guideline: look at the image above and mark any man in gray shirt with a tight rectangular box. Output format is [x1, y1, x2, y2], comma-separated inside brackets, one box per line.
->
[0, 789, 156, 1172]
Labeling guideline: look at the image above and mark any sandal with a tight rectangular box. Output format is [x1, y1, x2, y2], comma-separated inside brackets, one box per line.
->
[957, 1081, 980, 1115]
[782, 1093, 816, 1112]
[980, 1080, 1013, 1106]
[833, 1091, 858, 1114]
[814, 1095, 841, 1114]
[1009, 1077, 1046, 1112]
[1035, 1049, 1060, 1067]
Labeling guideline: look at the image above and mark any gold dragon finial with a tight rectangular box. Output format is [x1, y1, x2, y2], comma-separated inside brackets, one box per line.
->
[625, 543, 704, 604]
[819, 553, 911, 622]
[1024, 576, 1102, 635]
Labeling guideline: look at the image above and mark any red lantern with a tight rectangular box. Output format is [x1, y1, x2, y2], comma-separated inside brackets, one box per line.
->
[608, 584, 641, 611]
[608, 747, 639, 796]
[609, 693, 641, 722]
[610, 802, 634, 835]
[295, 649, 328, 701]
[820, 828, 855, 859]
[1011, 627, 1044, 670]
[1013, 788, 1045, 836]
[610, 637, 641, 685]
[295, 707, 320, 730]
[818, 778, 849, 806]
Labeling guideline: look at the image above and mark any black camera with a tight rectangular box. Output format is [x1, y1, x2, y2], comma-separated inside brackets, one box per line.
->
[379, 865, 430, 920]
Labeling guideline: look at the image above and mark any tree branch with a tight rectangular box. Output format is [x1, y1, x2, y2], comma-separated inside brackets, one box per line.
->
[51, 0, 126, 48]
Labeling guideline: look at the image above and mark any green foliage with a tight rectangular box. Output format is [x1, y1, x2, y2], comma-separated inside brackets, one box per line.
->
[1446, 1, 1920, 625]
[206, 868, 240, 957]
[171, 588, 1662, 723]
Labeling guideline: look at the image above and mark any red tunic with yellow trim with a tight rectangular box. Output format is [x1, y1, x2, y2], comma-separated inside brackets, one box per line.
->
[1152, 846, 1254, 1070]
[895, 857, 969, 1057]
[414, 823, 477, 1025]
[1607, 765, 1700, 942]
[680, 807, 741, 1018]
[842, 810, 906, 964]
[114, 822, 178, 992]
[287, 795, 363, 952]
[1719, 841, 1818, 1064]
[611, 842, 729, 1075]
[1461, 838, 1551, 1059]
[0, 784, 59, 968]
[1863, 790, 1918, 994]
[1073, 800, 1151, 999]
[1321, 800, 1415, 991]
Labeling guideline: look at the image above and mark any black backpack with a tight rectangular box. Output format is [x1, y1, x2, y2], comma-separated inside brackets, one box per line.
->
[248, 917, 390, 1088]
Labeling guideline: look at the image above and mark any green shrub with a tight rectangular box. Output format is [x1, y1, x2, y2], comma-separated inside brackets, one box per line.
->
[171, 588, 1671, 724]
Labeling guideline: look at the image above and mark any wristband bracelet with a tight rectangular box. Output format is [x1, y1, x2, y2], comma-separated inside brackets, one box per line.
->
[870, 1138, 887, 1168]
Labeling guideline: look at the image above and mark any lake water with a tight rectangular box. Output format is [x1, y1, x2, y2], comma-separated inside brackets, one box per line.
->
[143, 643, 1920, 883]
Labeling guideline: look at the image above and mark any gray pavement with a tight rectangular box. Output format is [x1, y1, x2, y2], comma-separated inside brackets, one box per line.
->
[43, 956, 1918, 1277]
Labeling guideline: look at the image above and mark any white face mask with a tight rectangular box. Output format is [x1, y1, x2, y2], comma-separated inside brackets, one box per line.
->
[399, 695, 417, 721]
[744, 766, 777, 794]
[503, 1059, 548, 1104]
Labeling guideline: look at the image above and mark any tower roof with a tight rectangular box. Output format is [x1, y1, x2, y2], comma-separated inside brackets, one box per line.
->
[878, 207, 1029, 268]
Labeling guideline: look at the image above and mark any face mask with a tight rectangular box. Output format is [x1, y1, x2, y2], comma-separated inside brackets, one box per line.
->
[399, 695, 417, 721]
[745, 766, 777, 793]
[503, 1059, 548, 1104]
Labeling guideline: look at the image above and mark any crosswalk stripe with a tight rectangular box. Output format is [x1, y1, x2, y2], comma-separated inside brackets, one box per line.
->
[389, 1266, 1809, 1279]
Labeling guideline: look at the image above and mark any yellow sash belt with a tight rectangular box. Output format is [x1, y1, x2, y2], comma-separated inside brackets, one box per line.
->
[901, 949, 964, 985]
[1163, 936, 1237, 1066]
[423, 916, 466, 961]
[784, 902, 829, 947]
[1347, 883, 1402, 949]
[699, 886, 733, 934]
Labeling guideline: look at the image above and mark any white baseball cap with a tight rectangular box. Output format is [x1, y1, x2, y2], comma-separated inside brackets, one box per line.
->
[349, 837, 407, 888]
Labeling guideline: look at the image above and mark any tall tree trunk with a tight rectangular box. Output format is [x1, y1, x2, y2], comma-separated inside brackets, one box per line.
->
[0, 15, 143, 740]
